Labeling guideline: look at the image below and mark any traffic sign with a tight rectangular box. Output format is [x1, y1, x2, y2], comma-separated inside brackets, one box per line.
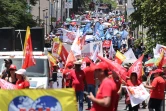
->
[65, 0, 73, 9]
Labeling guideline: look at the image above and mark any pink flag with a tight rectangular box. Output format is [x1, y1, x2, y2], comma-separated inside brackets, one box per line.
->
[0, 79, 17, 89]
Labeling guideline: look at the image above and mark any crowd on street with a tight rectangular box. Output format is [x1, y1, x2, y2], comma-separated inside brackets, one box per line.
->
[1, 4, 166, 111]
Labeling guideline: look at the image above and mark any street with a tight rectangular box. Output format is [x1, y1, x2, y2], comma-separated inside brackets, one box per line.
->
[82, 97, 166, 111]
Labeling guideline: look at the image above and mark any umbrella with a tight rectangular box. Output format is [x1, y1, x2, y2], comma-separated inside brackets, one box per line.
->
[145, 58, 158, 66]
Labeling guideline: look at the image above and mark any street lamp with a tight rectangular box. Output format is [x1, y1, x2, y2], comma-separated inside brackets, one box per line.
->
[43, 9, 48, 34]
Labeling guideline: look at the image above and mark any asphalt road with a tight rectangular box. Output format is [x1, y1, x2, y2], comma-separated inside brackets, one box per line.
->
[82, 97, 149, 111]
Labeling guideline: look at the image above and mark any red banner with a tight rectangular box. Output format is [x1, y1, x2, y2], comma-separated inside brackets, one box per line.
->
[102, 40, 112, 48]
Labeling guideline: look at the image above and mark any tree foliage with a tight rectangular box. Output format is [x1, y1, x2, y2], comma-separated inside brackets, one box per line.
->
[130, 0, 166, 54]
[102, 0, 117, 8]
[0, 0, 36, 29]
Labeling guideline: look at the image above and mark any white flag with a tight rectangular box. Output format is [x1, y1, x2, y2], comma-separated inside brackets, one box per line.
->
[91, 45, 99, 63]
[109, 44, 115, 59]
[124, 48, 137, 60]
[71, 29, 82, 56]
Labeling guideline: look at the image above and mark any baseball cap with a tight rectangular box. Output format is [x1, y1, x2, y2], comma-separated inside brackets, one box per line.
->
[66, 62, 73, 68]
[95, 62, 108, 71]
[154, 69, 163, 74]
[4, 59, 12, 64]
[9, 64, 17, 70]
[15, 69, 26, 75]
[70, 22, 77, 26]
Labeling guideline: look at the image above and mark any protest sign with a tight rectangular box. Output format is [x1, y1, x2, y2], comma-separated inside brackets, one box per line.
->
[125, 84, 150, 107]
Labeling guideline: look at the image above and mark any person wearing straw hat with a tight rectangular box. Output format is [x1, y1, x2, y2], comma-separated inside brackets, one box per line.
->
[144, 69, 165, 111]
[15, 69, 30, 89]
[70, 60, 87, 111]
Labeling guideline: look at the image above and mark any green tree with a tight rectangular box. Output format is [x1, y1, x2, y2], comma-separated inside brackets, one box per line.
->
[0, 0, 36, 29]
[102, 0, 117, 9]
[130, 0, 166, 54]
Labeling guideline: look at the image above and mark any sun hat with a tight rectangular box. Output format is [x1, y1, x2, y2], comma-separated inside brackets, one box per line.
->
[74, 60, 82, 65]
[15, 69, 26, 75]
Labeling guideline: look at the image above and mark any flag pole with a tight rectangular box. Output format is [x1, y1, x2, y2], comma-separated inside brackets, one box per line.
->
[16, 30, 25, 66]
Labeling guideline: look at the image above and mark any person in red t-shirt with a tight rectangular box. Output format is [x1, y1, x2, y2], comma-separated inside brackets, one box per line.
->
[62, 62, 73, 88]
[125, 72, 141, 111]
[70, 60, 87, 111]
[88, 62, 117, 111]
[83, 59, 95, 110]
[15, 69, 30, 89]
[109, 71, 122, 111]
[144, 69, 165, 111]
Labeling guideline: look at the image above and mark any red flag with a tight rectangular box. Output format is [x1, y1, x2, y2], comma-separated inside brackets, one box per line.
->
[83, 57, 95, 68]
[65, 51, 76, 68]
[128, 55, 144, 80]
[156, 51, 165, 69]
[97, 55, 128, 81]
[59, 45, 68, 63]
[22, 26, 36, 69]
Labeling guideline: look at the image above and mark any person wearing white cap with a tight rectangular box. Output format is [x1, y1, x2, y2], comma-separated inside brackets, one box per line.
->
[70, 60, 87, 111]
[15, 69, 30, 89]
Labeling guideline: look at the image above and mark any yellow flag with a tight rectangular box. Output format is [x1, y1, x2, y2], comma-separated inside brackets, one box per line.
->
[23, 26, 31, 55]
[53, 38, 62, 55]
[155, 51, 164, 66]
[47, 52, 56, 65]
[115, 51, 126, 64]
[0, 88, 77, 111]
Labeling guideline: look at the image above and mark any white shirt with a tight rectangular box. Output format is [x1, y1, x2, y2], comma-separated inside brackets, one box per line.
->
[58, 62, 63, 68]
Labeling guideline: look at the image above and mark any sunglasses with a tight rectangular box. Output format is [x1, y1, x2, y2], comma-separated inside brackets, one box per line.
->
[10, 69, 16, 71]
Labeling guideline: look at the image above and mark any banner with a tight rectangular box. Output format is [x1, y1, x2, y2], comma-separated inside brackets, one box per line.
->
[0, 79, 17, 89]
[82, 41, 103, 58]
[0, 88, 77, 111]
[155, 44, 166, 57]
[63, 41, 103, 58]
[124, 84, 150, 107]
[61, 28, 76, 43]
[102, 40, 112, 48]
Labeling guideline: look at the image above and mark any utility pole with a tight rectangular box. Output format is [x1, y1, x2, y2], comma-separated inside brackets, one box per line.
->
[51, 2, 53, 31]
[39, 0, 41, 26]
[56, 0, 58, 21]
[46, 11, 48, 35]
